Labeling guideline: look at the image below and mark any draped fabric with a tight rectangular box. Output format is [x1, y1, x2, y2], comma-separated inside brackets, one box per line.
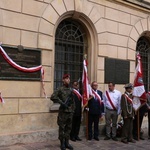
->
[133, 53, 146, 110]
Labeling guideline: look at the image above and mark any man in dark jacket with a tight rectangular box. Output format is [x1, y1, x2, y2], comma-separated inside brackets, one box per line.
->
[146, 91, 150, 139]
[121, 83, 135, 144]
[50, 74, 75, 150]
[88, 81, 103, 141]
[70, 81, 82, 142]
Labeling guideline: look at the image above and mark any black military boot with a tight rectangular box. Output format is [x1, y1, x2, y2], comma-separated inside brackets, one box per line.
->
[60, 139, 66, 150]
[65, 139, 73, 150]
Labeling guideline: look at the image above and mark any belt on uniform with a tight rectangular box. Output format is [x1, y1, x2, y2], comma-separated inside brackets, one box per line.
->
[106, 107, 117, 111]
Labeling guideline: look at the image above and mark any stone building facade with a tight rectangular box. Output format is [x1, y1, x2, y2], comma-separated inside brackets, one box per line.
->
[0, 0, 150, 145]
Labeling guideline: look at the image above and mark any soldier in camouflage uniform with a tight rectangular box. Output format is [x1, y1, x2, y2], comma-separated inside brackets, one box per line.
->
[50, 74, 75, 150]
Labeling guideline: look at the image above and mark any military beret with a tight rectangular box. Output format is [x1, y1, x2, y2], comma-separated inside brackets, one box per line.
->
[124, 83, 133, 88]
[63, 74, 70, 79]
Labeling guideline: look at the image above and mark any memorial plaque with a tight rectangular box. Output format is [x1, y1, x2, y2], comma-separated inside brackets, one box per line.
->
[105, 58, 130, 84]
[0, 46, 41, 81]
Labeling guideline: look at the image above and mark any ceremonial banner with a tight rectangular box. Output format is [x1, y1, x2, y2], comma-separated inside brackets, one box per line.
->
[73, 89, 82, 100]
[92, 89, 102, 105]
[82, 58, 91, 107]
[133, 53, 147, 110]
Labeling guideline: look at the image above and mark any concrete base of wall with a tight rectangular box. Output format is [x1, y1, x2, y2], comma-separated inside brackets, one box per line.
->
[0, 123, 106, 146]
[0, 117, 148, 146]
[0, 129, 58, 146]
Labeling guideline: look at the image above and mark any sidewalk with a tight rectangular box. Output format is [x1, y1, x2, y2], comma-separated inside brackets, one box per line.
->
[0, 136, 150, 150]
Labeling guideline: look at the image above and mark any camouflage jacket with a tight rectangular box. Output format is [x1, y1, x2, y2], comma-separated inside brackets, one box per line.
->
[50, 85, 75, 113]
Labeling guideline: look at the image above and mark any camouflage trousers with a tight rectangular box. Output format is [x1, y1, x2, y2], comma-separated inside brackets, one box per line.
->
[57, 112, 73, 140]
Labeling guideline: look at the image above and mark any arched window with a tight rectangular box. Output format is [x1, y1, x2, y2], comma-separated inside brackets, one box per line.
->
[136, 35, 150, 92]
[54, 19, 87, 90]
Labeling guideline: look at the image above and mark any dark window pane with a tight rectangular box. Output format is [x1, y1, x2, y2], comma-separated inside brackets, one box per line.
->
[105, 58, 130, 84]
[54, 19, 87, 90]
[136, 36, 150, 92]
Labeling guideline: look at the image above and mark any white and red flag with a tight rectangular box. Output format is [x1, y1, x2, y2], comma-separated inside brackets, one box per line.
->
[82, 58, 92, 107]
[132, 53, 147, 110]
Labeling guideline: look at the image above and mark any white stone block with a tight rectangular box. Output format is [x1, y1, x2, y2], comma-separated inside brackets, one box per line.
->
[2, 10, 40, 31]
[130, 61, 135, 73]
[127, 48, 136, 60]
[51, 0, 66, 16]
[98, 33, 128, 47]
[89, 5, 104, 23]
[21, 31, 38, 48]
[135, 20, 144, 35]
[118, 23, 132, 36]
[64, 0, 74, 11]
[105, 7, 130, 24]
[128, 37, 137, 51]
[117, 47, 127, 60]
[22, 0, 47, 17]
[98, 44, 118, 58]
[39, 19, 54, 36]
[141, 18, 148, 31]
[95, 18, 118, 34]
[42, 5, 59, 25]
[2, 27, 20, 46]
[0, 0, 21, 12]
[130, 27, 140, 42]
[97, 57, 104, 70]
[38, 34, 53, 50]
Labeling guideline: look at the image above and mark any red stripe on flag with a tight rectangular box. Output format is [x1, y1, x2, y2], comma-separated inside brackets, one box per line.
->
[82, 59, 89, 107]
[133, 53, 146, 109]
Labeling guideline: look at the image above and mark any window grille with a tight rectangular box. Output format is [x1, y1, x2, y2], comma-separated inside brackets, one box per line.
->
[54, 19, 87, 90]
[136, 36, 150, 92]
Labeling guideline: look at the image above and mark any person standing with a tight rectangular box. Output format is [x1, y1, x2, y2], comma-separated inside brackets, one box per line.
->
[121, 83, 136, 144]
[70, 81, 82, 142]
[147, 91, 150, 139]
[50, 74, 75, 150]
[103, 82, 121, 141]
[88, 81, 103, 141]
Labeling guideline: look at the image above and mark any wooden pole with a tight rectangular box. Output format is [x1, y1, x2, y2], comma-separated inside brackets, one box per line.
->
[86, 109, 89, 140]
[137, 110, 140, 140]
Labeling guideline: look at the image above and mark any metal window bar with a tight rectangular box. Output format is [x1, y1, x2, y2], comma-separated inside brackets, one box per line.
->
[136, 37, 150, 92]
[54, 20, 87, 90]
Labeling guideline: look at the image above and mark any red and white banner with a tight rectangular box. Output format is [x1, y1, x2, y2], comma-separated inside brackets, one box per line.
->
[82, 59, 90, 107]
[92, 89, 102, 105]
[106, 91, 116, 110]
[124, 94, 133, 104]
[73, 89, 82, 100]
[0, 46, 47, 99]
[133, 53, 146, 110]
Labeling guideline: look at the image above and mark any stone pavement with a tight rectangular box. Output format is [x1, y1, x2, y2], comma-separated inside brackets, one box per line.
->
[0, 136, 150, 150]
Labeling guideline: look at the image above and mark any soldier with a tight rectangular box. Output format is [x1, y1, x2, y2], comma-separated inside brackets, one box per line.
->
[50, 74, 75, 150]
[121, 83, 136, 144]
[70, 81, 82, 142]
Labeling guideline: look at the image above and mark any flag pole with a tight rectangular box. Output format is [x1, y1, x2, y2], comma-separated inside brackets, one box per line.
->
[137, 110, 140, 141]
[86, 106, 89, 140]
[133, 52, 147, 140]
[84, 54, 89, 140]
